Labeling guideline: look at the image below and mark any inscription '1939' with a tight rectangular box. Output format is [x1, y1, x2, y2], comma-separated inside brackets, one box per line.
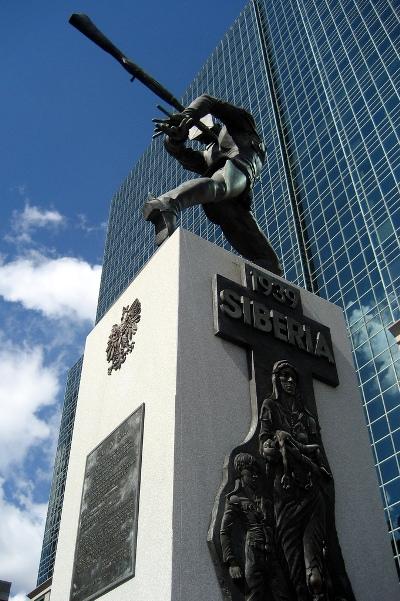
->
[250, 271, 300, 309]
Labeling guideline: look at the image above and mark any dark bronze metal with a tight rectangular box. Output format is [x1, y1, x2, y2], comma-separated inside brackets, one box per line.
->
[209, 266, 355, 601]
[153, 106, 174, 138]
[213, 268, 337, 386]
[106, 299, 141, 375]
[0, 581, 11, 601]
[143, 95, 283, 275]
[68, 15, 279, 271]
[70, 405, 144, 601]
[68, 14, 217, 142]
[157, 105, 173, 118]
[69, 14, 183, 111]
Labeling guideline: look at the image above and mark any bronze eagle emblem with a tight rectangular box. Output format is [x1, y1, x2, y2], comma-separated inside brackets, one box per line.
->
[106, 299, 141, 375]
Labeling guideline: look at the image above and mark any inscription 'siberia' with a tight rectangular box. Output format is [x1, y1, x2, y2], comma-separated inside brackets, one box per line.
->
[106, 299, 141, 375]
[209, 266, 355, 601]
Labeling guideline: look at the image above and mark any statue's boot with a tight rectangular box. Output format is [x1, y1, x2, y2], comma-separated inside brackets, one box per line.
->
[142, 178, 222, 246]
[241, 252, 282, 277]
[142, 194, 180, 247]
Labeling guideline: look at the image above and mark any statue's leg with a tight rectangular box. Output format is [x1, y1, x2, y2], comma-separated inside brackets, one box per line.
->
[303, 503, 326, 601]
[142, 177, 220, 246]
[268, 554, 294, 601]
[142, 161, 246, 246]
[143, 160, 281, 275]
[216, 205, 282, 276]
[278, 522, 309, 601]
[244, 543, 268, 601]
[157, 160, 248, 206]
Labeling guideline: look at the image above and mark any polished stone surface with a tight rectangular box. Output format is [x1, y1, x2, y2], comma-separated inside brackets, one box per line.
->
[49, 230, 398, 601]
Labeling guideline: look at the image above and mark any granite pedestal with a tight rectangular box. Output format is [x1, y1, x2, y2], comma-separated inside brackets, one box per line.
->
[50, 229, 398, 601]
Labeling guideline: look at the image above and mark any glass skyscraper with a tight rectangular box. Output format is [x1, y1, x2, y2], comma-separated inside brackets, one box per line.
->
[37, 0, 400, 585]
[37, 357, 83, 585]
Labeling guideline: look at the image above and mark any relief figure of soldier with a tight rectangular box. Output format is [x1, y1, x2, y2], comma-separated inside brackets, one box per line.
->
[220, 452, 291, 601]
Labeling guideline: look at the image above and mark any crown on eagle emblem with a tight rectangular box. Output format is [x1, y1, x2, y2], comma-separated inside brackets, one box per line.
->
[106, 299, 141, 375]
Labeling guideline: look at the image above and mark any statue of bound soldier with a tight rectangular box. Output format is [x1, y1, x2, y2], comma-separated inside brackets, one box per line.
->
[143, 94, 282, 276]
[67, 18, 281, 275]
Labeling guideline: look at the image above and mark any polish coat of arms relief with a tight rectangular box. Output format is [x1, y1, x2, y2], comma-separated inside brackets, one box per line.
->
[106, 299, 141, 375]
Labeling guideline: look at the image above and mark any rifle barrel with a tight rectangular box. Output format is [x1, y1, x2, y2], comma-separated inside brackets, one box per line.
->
[69, 14, 218, 142]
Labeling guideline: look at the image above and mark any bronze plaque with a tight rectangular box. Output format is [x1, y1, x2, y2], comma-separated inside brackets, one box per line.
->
[70, 405, 144, 601]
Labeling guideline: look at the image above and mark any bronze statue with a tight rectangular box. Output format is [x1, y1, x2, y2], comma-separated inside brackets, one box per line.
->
[220, 453, 272, 601]
[143, 95, 282, 275]
[259, 361, 350, 601]
[68, 16, 281, 275]
[259, 361, 327, 600]
[220, 452, 294, 601]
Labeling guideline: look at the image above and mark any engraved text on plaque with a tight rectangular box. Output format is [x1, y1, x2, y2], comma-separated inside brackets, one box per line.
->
[70, 405, 144, 601]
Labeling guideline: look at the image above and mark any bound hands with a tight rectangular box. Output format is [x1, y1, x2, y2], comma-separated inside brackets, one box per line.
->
[152, 113, 193, 142]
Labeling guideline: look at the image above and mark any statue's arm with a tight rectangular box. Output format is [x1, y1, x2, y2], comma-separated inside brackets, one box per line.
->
[259, 399, 276, 450]
[164, 137, 208, 175]
[184, 94, 240, 122]
[220, 497, 240, 567]
[183, 94, 254, 133]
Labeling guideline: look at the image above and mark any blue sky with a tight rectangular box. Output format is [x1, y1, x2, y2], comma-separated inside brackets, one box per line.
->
[0, 1, 247, 598]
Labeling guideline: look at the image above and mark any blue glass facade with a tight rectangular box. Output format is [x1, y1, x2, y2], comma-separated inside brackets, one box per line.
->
[38, 0, 400, 583]
[258, 0, 400, 572]
[37, 357, 83, 584]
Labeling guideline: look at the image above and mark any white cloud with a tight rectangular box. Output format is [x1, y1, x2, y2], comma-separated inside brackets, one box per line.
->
[76, 213, 107, 233]
[9, 203, 65, 243]
[0, 479, 47, 597]
[0, 341, 60, 475]
[347, 303, 396, 395]
[0, 253, 101, 321]
[0, 338, 61, 596]
[18, 204, 64, 229]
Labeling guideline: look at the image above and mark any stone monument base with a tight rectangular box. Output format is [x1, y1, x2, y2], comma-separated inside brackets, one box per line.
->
[49, 228, 398, 601]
